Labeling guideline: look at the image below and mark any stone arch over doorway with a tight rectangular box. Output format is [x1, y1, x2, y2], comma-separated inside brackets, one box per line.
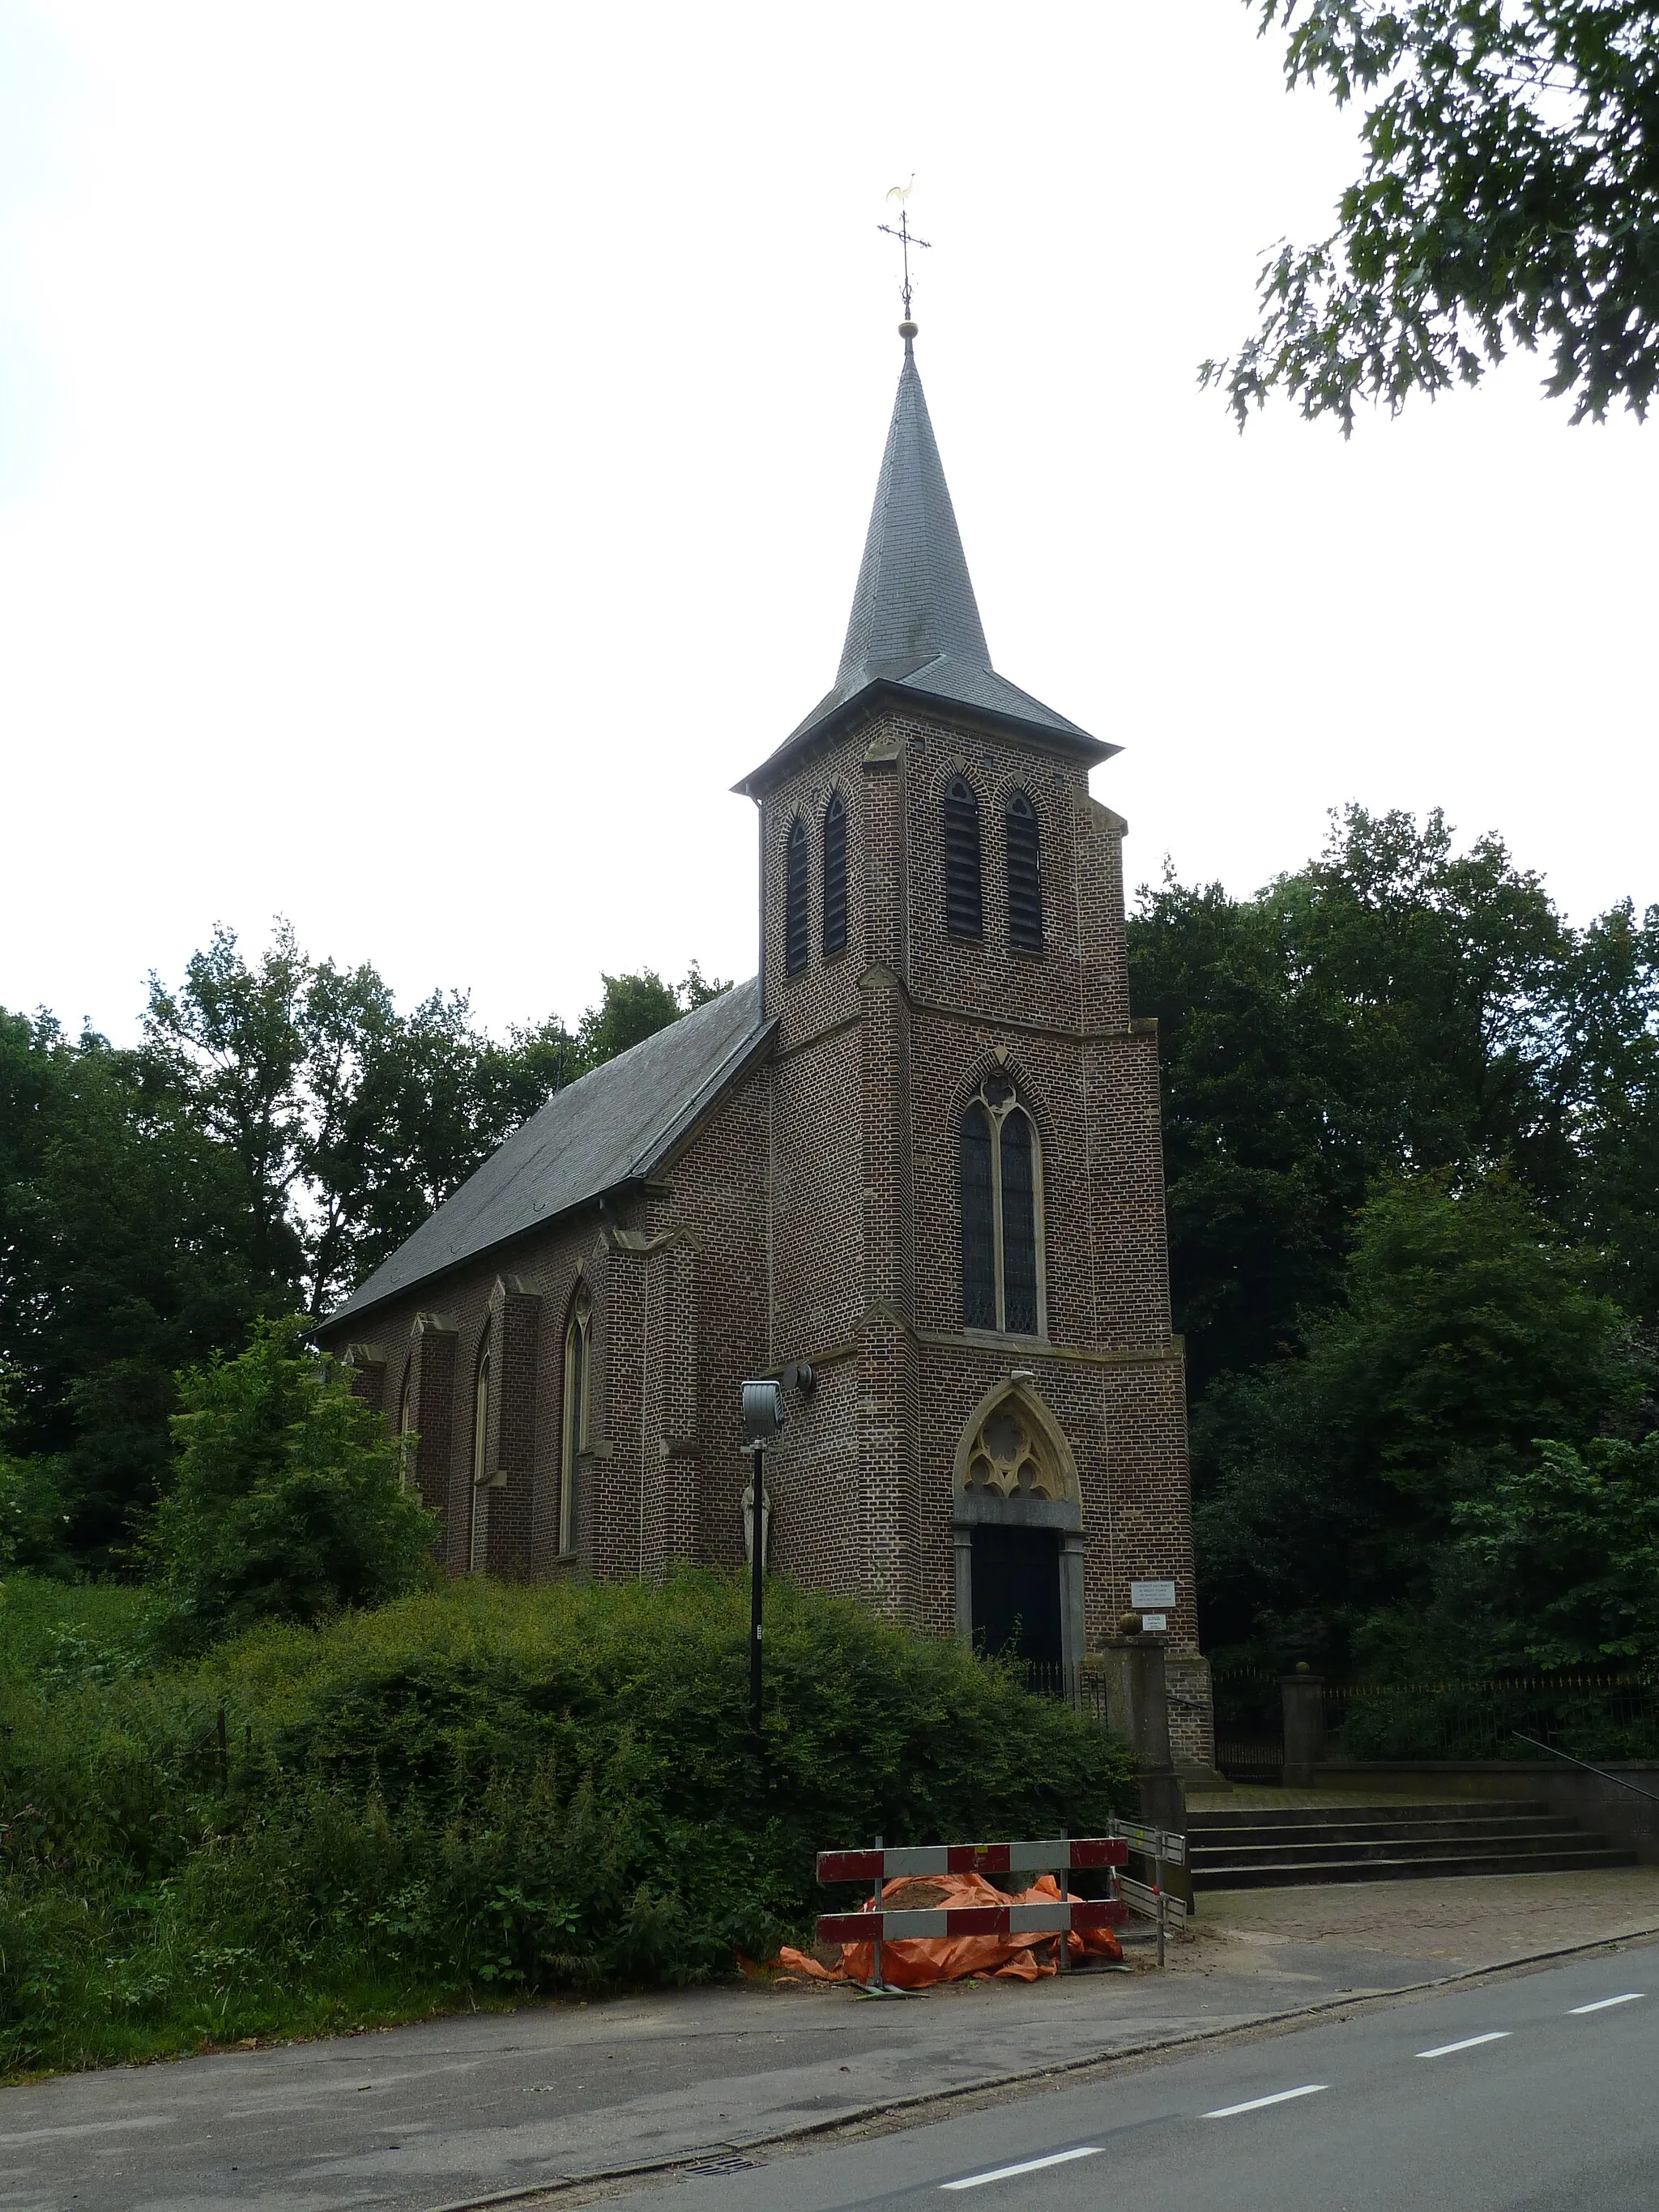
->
[951, 1379, 1085, 1680]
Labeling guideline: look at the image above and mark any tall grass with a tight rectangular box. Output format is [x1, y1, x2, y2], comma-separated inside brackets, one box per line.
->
[0, 1571, 1133, 2077]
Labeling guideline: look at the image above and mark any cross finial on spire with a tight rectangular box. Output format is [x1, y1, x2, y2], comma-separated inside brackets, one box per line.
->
[878, 178, 930, 344]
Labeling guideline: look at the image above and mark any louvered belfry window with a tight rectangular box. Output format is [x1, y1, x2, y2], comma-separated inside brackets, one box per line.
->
[959, 1073, 1044, 1336]
[1006, 791, 1043, 953]
[943, 777, 983, 940]
[822, 791, 848, 957]
[784, 816, 810, 976]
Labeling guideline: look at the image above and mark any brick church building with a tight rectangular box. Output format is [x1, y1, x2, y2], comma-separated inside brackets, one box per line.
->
[319, 323, 1213, 1770]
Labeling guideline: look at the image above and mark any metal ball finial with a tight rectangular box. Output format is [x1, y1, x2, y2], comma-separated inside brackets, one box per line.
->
[899, 318, 918, 339]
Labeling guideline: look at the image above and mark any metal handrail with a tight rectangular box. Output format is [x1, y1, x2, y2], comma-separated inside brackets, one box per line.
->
[1511, 1731, 1659, 1805]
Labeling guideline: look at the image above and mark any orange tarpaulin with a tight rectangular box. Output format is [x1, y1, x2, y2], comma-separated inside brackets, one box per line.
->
[776, 1871, 1124, 1988]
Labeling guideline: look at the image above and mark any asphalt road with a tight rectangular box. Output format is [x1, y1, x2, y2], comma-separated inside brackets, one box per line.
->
[620, 1946, 1659, 2212]
[0, 1926, 1434, 2212]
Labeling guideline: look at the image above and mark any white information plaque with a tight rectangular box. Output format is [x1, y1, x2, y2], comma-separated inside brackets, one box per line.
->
[1129, 1579, 1176, 1610]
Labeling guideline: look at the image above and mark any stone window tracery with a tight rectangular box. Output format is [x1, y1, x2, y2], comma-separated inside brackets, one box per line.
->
[958, 1392, 1073, 1502]
[959, 1072, 1045, 1336]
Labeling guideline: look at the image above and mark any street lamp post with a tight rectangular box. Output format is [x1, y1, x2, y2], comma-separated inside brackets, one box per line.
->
[740, 1379, 785, 1754]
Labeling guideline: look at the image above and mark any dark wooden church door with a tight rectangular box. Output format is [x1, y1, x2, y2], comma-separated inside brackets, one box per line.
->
[970, 1524, 1062, 1663]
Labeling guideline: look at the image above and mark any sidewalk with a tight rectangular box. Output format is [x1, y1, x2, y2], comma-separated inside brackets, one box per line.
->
[3, 1867, 1657, 2212]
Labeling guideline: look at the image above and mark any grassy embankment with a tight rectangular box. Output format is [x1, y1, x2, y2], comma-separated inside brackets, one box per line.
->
[0, 1571, 1134, 2078]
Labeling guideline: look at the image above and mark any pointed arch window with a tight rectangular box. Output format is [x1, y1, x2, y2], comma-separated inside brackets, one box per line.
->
[397, 1362, 417, 1490]
[559, 1285, 591, 1558]
[821, 791, 848, 957]
[468, 1327, 492, 1573]
[1006, 790, 1043, 953]
[943, 777, 983, 940]
[784, 816, 810, 976]
[959, 1073, 1045, 1336]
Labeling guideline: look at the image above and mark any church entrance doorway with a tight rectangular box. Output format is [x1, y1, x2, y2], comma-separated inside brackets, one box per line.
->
[970, 1524, 1062, 1664]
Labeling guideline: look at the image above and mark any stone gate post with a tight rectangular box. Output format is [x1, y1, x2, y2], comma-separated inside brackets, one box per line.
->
[1281, 1667, 1326, 1788]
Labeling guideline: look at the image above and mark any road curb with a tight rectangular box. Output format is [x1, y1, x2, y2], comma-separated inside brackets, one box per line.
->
[416, 1920, 1659, 2212]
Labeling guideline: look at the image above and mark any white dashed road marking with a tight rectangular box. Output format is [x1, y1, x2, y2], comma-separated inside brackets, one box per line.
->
[1570, 1994, 1644, 2015]
[1418, 2032, 1512, 2059]
[1202, 2086, 1328, 2119]
[941, 2147, 1102, 2190]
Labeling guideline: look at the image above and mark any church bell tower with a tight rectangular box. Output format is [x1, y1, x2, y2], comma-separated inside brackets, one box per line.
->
[734, 320, 1212, 1773]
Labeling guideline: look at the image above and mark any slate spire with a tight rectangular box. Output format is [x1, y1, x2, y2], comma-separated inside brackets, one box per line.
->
[836, 331, 992, 688]
[738, 326, 1111, 793]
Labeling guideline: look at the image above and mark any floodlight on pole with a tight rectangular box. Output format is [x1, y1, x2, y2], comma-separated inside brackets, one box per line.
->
[740, 1379, 785, 1754]
[741, 1379, 785, 1447]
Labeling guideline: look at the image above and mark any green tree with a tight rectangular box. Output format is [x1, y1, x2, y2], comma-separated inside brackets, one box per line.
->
[1454, 1434, 1659, 1667]
[574, 965, 728, 1068]
[1208, 2, 1659, 430]
[142, 1317, 439, 1644]
[1128, 806, 1573, 1389]
[143, 927, 727, 1316]
[1547, 897, 1659, 1324]
[143, 924, 583, 1314]
[0, 1010, 277, 1562]
[3, 933, 728, 1566]
[0, 1381, 70, 1571]
[1196, 1170, 1640, 1666]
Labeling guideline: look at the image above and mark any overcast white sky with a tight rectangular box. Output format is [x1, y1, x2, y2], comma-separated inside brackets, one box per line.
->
[2, 1, 1653, 1043]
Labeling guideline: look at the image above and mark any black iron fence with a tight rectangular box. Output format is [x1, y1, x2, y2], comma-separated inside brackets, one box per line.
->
[1210, 1669, 1286, 1783]
[1324, 1673, 1659, 1764]
[1210, 1669, 1659, 1781]
[1019, 1660, 1112, 1730]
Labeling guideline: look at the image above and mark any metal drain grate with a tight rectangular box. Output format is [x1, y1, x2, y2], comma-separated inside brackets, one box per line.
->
[684, 2150, 762, 2176]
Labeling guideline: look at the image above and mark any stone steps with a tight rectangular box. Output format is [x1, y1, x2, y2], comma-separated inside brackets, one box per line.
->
[1188, 1798, 1636, 1890]
[1193, 1798, 1550, 1829]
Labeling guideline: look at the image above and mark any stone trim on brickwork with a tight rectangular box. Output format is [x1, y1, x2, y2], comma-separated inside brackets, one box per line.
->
[771, 1299, 1183, 1376]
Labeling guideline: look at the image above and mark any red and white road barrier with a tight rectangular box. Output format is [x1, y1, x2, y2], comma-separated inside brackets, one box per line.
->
[816, 1824, 1186, 1974]
[817, 1897, 1128, 1944]
[817, 1838, 1128, 1883]
[815, 1835, 1130, 1949]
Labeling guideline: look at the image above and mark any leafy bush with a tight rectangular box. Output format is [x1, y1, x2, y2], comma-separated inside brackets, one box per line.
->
[0, 1572, 1133, 2076]
[0, 1575, 162, 1685]
[140, 1318, 439, 1645]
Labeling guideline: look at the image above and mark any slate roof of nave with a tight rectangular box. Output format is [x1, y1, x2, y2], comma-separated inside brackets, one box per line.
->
[323, 977, 770, 1329]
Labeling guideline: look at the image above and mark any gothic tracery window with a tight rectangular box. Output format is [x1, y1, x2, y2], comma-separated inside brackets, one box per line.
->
[959, 1396, 1070, 1502]
[943, 777, 983, 940]
[959, 1073, 1044, 1335]
[1005, 790, 1043, 953]
[559, 1285, 591, 1558]
[784, 816, 810, 976]
[821, 791, 847, 957]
